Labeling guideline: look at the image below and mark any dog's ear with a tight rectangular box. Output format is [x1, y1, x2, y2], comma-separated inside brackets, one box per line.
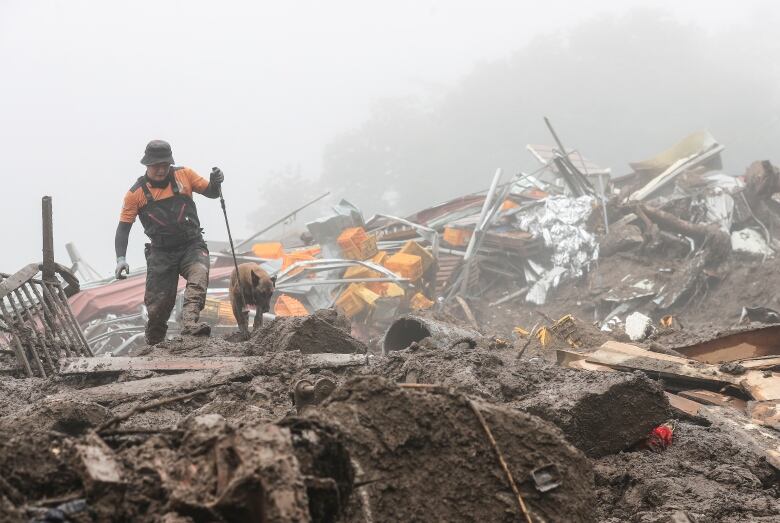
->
[270, 274, 277, 286]
[251, 269, 261, 289]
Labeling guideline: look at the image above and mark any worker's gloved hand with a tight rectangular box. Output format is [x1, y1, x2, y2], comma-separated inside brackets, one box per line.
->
[115, 257, 130, 280]
[210, 167, 224, 186]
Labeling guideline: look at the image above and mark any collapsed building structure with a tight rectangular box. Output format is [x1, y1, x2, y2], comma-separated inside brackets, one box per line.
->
[2, 124, 780, 521]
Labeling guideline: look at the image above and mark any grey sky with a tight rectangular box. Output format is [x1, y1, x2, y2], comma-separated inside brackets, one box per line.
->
[0, 0, 776, 276]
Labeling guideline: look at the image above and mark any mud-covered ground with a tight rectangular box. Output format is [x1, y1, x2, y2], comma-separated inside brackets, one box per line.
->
[1, 304, 779, 522]
[457, 244, 780, 355]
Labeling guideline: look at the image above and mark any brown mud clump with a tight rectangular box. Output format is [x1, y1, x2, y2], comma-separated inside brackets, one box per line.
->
[248, 309, 367, 355]
[308, 376, 597, 522]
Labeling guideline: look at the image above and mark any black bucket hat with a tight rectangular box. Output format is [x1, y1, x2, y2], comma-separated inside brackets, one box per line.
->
[140, 140, 175, 166]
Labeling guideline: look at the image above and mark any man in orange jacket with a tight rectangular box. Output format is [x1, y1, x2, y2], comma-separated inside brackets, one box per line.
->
[114, 140, 224, 344]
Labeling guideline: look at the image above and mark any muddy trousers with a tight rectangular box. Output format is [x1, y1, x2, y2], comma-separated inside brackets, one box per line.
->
[144, 239, 210, 344]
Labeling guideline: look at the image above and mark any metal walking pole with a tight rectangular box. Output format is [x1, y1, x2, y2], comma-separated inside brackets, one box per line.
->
[215, 169, 248, 329]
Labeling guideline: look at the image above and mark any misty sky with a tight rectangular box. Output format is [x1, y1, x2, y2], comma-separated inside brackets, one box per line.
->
[1, 0, 777, 276]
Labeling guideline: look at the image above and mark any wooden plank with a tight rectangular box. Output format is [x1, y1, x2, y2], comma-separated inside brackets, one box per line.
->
[740, 371, 780, 401]
[60, 356, 251, 375]
[747, 400, 780, 430]
[585, 347, 740, 387]
[303, 353, 368, 369]
[455, 296, 480, 331]
[69, 370, 217, 403]
[677, 390, 747, 412]
[592, 343, 780, 401]
[674, 325, 780, 364]
[737, 356, 780, 370]
[0, 263, 40, 299]
[665, 392, 704, 417]
[556, 349, 615, 372]
[600, 341, 694, 365]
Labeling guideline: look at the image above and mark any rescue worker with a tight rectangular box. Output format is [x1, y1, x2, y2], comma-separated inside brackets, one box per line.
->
[114, 140, 225, 344]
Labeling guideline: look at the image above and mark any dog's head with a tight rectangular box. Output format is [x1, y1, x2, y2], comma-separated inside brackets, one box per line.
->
[251, 268, 276, 313]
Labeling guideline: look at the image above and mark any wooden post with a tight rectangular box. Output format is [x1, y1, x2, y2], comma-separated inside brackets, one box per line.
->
[42, 196, 55, 282]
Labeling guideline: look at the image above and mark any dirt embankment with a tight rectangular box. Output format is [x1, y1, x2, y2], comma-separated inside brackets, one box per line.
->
[0, 311, 778, 522]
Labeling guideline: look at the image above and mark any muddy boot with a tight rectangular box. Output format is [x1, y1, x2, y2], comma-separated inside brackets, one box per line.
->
[181, 321, 211, 336]
[145, 323, 168, 345]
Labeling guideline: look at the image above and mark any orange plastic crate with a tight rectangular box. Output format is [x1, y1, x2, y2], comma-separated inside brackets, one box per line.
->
[501, 199, 520, 211]
[341, 235, 378, 260]
[281, 252, 315, 275]
[366, 281, 388, 294]
[443, 227, 471, 247]
[251, 242, 284, 259]
[337, 227, 369, 250]
[400, 240, 434, 272]
[384, 253, 423, 281]
[274, 295, 309, 317]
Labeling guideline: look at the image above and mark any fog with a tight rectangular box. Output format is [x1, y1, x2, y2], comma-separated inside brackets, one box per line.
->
[1, 0, 778, 276]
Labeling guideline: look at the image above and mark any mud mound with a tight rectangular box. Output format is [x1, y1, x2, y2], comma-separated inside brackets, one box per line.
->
[133, 335, 248, 358]
[0, 429, 80, 504]
[518, 371, 671, 457]
[248, 309, 367, 355]
[0, 377, 53, 419]
[0, 398, 111, 436]
[594, 422, 780, 522]
[309, 376, 596, 522]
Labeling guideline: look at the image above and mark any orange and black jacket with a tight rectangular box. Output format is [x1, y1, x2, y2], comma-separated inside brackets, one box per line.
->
[115, 167, 219, 256]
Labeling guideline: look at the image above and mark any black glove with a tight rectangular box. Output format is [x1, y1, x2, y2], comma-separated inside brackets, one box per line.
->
[210, 167, 224, 185]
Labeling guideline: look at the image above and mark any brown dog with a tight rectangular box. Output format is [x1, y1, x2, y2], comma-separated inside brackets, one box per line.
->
[229, 262, 276, 340]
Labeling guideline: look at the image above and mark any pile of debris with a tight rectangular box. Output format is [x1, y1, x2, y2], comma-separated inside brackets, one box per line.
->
[1, 309, 779, 522]
[61, 126, 780, 357]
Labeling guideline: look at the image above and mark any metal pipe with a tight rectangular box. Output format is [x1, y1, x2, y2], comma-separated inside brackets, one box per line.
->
[382, 314, 481, 354]
[235, 191, 331, 251]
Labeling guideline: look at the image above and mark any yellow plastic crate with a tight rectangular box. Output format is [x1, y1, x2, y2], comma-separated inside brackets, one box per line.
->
[344, 265, 382, 280]
[339, 229, 378, 260]
[384, 253, 423, 281]
[335, 287, 365, 318]
[202, 298, 237, 325]
[351, 283, 380, 306]
[410, 292, 434, 310]
[400, 240, 434, 272]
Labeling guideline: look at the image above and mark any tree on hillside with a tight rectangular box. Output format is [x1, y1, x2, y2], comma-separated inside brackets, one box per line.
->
[319, 8, 780, 218]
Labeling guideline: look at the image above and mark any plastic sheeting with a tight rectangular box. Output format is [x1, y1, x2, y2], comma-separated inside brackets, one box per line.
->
[517, 196, 599, 276]
[517, 196, 599, 304]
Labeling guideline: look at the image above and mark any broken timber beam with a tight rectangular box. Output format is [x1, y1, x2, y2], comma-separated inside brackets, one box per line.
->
[60, 356, 251, 375]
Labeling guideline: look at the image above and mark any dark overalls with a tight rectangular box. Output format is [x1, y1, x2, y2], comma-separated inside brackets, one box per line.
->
[137, 169, 210, 343]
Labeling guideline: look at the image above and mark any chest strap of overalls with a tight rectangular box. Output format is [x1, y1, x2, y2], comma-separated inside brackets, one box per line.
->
[139, 174, 180, 202]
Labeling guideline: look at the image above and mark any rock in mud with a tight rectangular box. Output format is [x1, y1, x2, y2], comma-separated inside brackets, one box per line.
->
[518, 371, 671, 457]
[308, 376, 596, 523]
